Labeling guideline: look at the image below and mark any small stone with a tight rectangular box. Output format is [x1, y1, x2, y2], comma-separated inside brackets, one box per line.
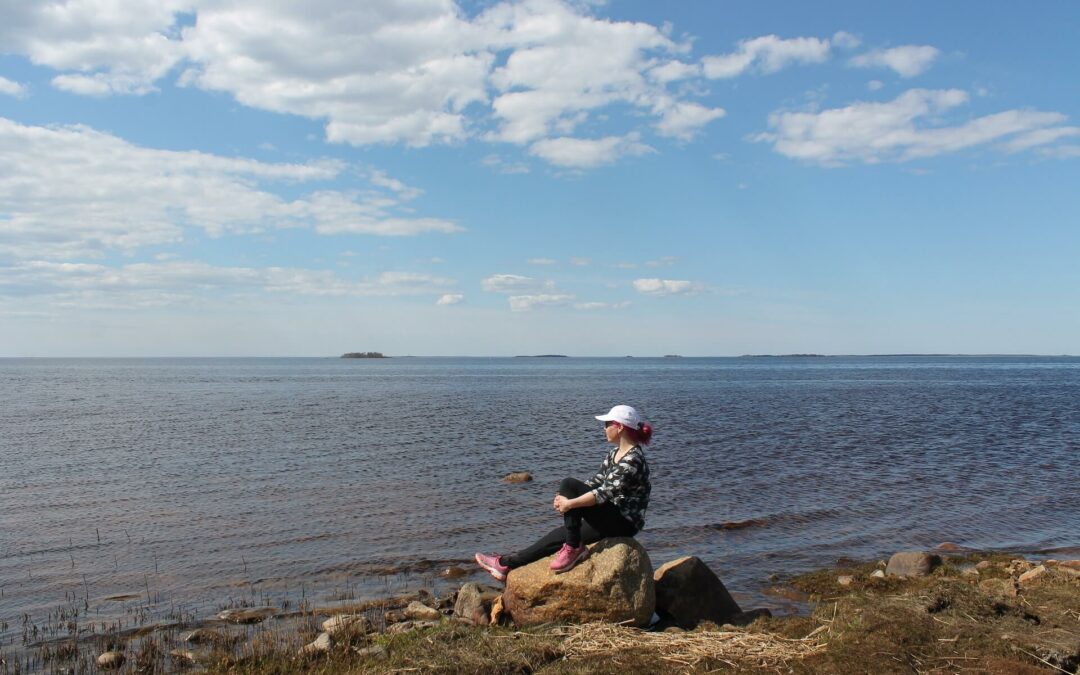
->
[837, 575, 854, 586]
[1018, 565, 1047, 584]
[489, 595, 505, 625]
[383, 609, 406, 624]
[182, 628, 233, 645]
[404, 601, 442, 621]
[352, 644, 388, 659]
[216, 607, 277, 624]
[441, 566, 467, 579]
[870, 570, 886, 578]
[503, 472, 533, 483]
[975, 560, 992, 571]
[453, 583, 501, 624]
[96, 652, 125, 670]
[298, 632, 331, 655]
[169, 649, 197, 666]
[961, 567, 980, 577]
[385, 619, 436, 634]
[766, 573, 780, 582]
[1060, 560, 1080, 571]
[321, 614, 372, 636]
[885, 552, 941, 578]
[935, 542, 963, 552]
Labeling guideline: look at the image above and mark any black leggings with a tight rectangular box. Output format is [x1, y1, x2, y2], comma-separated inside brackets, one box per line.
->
[502, 477, 637, 569]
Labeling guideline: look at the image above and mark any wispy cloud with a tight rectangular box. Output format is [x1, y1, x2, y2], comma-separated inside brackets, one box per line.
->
[508, 293, 575, 312]
[850, 45, 940, 78]
[0, 76, 27, 98]
[702, 35, 831, 79]
[480, 274, 555, 294]
[436, 293, 464, 306]
[755, 89, 1070, 165]
[529, 133, 654, 169]
[632, 278, 704, 296]
[0, 117, 460, 260]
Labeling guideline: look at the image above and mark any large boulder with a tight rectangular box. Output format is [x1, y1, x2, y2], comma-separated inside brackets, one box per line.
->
[653, 556, 742, 628]
[503, 537, 655, 627]
[886, 552, 941, 578]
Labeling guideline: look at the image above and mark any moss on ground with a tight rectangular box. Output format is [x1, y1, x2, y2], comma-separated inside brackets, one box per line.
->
[203, 555, 1079, 674]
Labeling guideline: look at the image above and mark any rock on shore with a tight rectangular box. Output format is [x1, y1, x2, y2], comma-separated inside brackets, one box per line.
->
[654, 556, 742, 628]
[503, 537, 655, 627]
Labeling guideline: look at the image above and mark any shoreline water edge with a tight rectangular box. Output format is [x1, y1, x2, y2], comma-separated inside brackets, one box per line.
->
[2, 545, 1078, 674]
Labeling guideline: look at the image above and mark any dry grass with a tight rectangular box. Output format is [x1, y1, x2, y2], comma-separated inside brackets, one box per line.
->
[557, 623, 826, 670]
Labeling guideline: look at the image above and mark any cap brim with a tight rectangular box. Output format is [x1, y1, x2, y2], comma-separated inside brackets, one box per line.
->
[595, 414, 615, 422]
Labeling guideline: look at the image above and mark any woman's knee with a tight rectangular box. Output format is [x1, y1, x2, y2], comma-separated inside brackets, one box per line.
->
[558, 477, 588, 497]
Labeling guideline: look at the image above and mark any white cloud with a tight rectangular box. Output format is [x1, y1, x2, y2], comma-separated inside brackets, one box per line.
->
[508, 293, 574, 311]
[702, 35, 831, 78]
[850, 45, 940, 78]
[529, 133, 654, 168]
[436, 293, 464, 305]
[831, 31, 861, 50]
[652, 100, 726, 140]
[867, 79, 883, 91]
[0, 117, 459, 260]
[644, 256, 677, 268]
[569, 257, 591, 266]
[2, 0, 727, 162]
[481, 274, 555, 293]
[1000, 126, 1080, 153]
[574, 300, 629, 310]
[527, 257, 558, 265]
[0, 1, 188, 95]
[0, 76, 27, 98]
[755, 89, 1068, 165]
[1039, 145, 1080, 159]
[632, 278, 702, 296]
[0, 260, 455, 309]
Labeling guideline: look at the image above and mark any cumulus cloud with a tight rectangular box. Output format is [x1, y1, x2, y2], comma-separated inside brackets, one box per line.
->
[0, 260, 455, 309]
[846, 45, 941, 77]
[480, 274, 555, 293]
[0, 1, 189, 95]
[529, 133, 654, 168]
[436, 293, 464, 305]
[632, 278, 702, 296]
[0, 76, 27, 98]
[850, 45, 940, 78]
[1, 0, 729, 162]
[0, 117, 459, 260]
[508, 293, 574, 311]
[755, 89, 1069, 165]
[702, 35, 831, 78]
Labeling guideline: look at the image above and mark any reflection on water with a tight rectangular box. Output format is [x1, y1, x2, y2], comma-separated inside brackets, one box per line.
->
[1, 356, 1078, 646]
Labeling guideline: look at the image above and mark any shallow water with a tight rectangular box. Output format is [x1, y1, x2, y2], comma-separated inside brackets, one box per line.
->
[1, 356, 1078, 649]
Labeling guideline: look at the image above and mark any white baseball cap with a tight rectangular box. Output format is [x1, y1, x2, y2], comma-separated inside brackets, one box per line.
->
[595, 404, 642, 428]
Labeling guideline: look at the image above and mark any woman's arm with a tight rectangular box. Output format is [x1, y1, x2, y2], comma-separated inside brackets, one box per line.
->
[554, 491, 597, 513]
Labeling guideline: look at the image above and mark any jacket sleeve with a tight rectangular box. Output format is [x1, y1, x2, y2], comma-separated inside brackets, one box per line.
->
[589, 455, 642, 506]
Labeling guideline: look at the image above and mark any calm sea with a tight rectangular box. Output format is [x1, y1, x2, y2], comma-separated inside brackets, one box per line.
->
[2, 356, 1078, 647]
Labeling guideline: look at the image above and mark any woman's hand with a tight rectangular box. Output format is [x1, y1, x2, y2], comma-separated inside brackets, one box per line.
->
[553, 494, 574, 513]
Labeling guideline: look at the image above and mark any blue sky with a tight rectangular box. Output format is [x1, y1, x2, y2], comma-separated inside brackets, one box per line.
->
[1, 0, 1077, 356]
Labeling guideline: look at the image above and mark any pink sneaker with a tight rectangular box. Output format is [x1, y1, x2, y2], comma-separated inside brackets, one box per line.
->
[475, 552, 509, 582]
[550, 543, 589, 573]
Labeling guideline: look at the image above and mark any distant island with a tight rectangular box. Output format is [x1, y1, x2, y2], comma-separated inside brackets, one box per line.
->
[663, 354, 682, 358]
[514, 354, 568, 358]
[341, 352, 388, 359]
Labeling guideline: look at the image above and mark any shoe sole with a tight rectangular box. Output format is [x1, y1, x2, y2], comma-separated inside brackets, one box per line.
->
[475, 553, 507, 582]
[552, 549, 590, 574]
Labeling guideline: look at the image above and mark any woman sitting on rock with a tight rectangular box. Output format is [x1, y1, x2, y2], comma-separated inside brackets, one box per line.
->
[475, 405, 652, 579]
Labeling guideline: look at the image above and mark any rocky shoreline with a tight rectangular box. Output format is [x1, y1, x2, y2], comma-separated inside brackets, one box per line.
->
[9, 542, 1078, 674]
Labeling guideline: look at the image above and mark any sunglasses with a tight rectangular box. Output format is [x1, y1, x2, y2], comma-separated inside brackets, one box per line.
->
[604, 420, 620, 428]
